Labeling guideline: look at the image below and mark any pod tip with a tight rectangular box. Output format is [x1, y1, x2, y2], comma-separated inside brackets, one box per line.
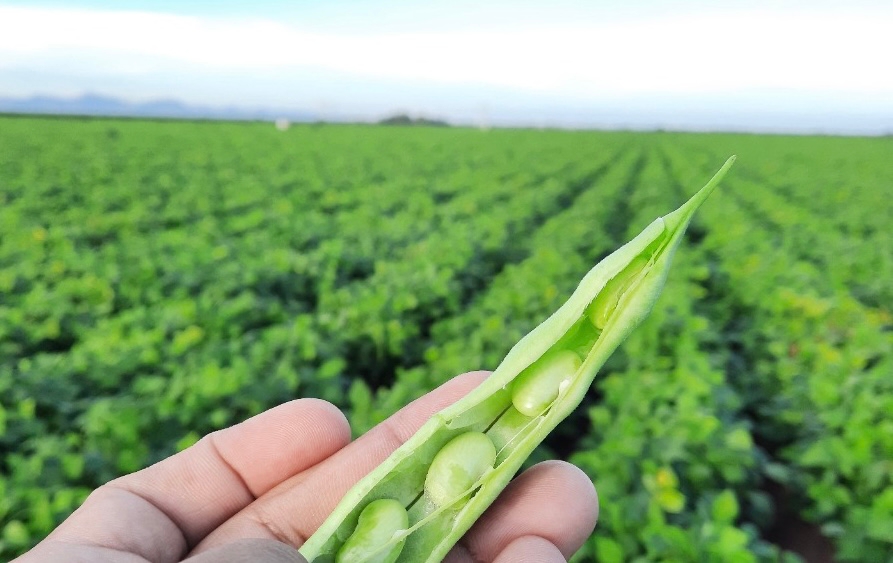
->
[663, 156, 736, 232]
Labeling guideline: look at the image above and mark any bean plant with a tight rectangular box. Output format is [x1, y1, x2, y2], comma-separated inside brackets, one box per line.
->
[299, 157, 737, 562]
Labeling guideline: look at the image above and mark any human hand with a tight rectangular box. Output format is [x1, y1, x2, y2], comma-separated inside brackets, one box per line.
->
[15, 371, 598, 562]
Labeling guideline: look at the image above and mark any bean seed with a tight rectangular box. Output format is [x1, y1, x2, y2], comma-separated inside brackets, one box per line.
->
[589, 254, 650, 330]
[335, 498, 409, 563]
[425, 432, 497, 507]
[511, 350, 582, 417]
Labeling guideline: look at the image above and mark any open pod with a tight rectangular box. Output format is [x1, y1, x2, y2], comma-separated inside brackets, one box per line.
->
[300, 156, 737, 563]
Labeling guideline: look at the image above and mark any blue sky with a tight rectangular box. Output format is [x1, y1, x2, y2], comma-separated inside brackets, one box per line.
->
[1, 0, 892, 132]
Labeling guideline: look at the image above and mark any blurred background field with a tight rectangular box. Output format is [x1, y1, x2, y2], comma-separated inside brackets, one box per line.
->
[1, 0, 892, 561]
[1, 118, 891, 561]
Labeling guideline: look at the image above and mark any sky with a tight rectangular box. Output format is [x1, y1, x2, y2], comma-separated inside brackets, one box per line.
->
[1, 0, 892, 132]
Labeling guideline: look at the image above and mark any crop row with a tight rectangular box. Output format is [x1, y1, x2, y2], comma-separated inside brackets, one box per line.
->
[662, 142, 892, 561]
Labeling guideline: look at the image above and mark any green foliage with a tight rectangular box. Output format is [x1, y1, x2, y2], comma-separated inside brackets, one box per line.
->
[1, 118, 891, 561]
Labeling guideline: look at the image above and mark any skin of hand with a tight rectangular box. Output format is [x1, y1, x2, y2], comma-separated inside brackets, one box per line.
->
[14, 371, 599, 563]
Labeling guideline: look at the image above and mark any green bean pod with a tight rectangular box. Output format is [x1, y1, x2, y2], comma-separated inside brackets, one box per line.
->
[299, 156, 736, 563]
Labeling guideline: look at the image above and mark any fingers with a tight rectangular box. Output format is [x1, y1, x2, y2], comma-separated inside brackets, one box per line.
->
[447, 460, 598, 562]
[493, 536, 566, 563]
[191, 371, 491, 554]
[45, 398, 350, 563]
[183, 539, 308, 563]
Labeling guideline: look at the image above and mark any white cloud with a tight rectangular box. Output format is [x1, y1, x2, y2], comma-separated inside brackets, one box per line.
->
[0, 5, 891, 107]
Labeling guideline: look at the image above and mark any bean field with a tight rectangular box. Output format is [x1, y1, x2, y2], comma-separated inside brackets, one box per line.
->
[1, 117, 891, 561]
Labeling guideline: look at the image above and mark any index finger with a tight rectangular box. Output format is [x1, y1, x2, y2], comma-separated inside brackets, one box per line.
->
[190, 370, 491, 555]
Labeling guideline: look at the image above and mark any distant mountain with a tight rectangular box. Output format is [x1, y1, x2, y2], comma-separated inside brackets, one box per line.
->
[0, 93, 317, 121]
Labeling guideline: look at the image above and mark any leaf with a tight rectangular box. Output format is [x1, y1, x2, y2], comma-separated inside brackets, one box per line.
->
[712, 490, 739, 524]
[594, 536, 624, 563]
[656, 488, 686, 513]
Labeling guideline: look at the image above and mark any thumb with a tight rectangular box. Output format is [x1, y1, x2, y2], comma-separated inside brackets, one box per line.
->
[183, 539, 308, 563]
